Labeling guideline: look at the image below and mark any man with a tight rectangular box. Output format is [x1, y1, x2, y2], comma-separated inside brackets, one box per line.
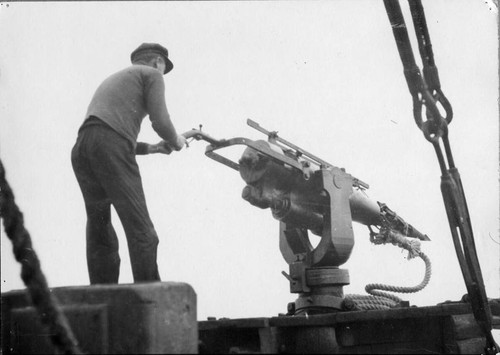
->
[71, 43, 186, 284]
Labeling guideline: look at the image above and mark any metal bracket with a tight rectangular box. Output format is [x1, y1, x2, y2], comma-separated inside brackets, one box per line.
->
[205, 137, 306, 173]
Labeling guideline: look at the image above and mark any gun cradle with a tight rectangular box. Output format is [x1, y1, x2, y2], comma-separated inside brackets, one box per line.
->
[239, 141, 383, 266]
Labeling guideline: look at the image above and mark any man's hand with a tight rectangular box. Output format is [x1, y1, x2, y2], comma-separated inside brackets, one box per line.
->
[148, 135, 186, 154]
[171, 134, 187, 151]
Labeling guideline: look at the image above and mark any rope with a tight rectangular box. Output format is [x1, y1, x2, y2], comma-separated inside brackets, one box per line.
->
[346, 229, 432, 310]
[0, 159, 83, 354]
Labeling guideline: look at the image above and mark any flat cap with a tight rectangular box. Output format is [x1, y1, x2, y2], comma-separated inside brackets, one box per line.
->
[130, 43, 173, 74]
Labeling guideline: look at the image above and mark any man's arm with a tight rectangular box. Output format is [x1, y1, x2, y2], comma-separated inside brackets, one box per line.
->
[143, 71, 185, 150]
[136, 142, 150, 155]
[135, 141, 173, 155]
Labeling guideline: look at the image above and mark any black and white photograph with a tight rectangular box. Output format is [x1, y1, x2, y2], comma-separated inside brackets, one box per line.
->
[1, 0, 498, 353]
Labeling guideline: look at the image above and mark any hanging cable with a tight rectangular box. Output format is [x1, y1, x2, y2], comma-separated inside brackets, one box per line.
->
[0, 159, 82, 354]
[383, 1, 498, 353]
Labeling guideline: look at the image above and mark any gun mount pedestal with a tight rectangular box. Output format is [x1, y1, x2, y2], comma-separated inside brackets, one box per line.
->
[286, 265, 350, 314]
[276, 167, 355, 315]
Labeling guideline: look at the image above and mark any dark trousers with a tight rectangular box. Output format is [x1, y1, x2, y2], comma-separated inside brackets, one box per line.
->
[71, 124, 161, 284]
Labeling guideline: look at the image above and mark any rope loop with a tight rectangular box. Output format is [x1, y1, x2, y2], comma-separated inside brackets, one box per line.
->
[348, 227, 432, 311]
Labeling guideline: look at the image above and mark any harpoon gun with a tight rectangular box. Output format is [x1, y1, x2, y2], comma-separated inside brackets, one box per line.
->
[190, 119, 430, 312]
[200, 119, 429, 244]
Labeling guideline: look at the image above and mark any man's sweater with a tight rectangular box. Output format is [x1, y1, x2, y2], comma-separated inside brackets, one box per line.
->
[83, 64, 178, 150]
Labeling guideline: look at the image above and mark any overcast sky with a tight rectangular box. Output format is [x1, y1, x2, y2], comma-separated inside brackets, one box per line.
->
[0, 1, 498, 322]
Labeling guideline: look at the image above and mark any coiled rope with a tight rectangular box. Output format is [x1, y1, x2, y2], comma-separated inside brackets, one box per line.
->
[345, 228, 432, 310]
[0, 159, 82, 354]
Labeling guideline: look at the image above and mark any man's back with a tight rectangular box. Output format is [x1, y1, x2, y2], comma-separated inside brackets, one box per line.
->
[85, 64, 167, 146]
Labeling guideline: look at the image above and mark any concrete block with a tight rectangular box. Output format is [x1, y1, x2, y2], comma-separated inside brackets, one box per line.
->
[1, 282, 197, 354]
